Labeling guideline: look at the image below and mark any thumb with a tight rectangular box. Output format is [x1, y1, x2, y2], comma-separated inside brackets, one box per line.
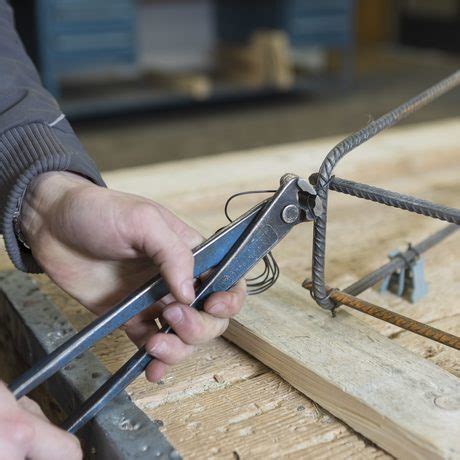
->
[137, 209, 195, 304]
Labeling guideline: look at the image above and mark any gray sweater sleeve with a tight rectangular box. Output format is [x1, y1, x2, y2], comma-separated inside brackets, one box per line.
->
[0, 1, 106, 273]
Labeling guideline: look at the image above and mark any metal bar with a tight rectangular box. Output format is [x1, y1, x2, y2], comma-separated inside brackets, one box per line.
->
[344, 224, 459, 296]
[310, 71, 460, 310]
[302, 280, 460, 350]
[321, 175, 460, 225]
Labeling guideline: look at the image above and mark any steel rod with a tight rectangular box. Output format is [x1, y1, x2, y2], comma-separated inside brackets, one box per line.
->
[303, 280, 460, 350]
[344, 224, 459, 296]
[325, 176, 460, 225]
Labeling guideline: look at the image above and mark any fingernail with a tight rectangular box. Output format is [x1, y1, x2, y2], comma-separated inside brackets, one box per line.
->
[149, 341, 166, 357]
[208, 303, 225, 315]
[181, 280, 195, 303]
[163, 306, 183, 325]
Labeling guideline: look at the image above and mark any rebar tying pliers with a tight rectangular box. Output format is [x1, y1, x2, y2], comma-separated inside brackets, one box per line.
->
[9, 173, 320, 433]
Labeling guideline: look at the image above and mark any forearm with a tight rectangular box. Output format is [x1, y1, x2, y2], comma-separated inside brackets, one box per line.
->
[0, 0, 105, 272]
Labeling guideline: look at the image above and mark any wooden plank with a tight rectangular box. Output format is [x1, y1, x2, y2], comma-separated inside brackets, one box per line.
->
[150, 372, 389, 460]
[224, 276, 460, 459]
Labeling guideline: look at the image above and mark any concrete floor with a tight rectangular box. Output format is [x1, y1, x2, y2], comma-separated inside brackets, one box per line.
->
[74, 47, 460, 172]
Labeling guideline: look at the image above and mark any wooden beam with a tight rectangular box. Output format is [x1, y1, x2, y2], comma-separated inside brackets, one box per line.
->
[224, 276, 460, 459]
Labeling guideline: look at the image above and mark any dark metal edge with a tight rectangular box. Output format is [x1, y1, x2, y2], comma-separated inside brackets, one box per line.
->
[0, 271, 180, 460]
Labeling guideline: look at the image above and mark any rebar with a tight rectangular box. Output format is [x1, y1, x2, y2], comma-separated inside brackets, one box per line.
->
[303, 280, 460, 350]
[310, 71, 460, 310]
[319, 175, 460, 225]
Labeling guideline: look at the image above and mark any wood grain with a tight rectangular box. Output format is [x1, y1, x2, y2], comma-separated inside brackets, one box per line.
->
[151, 372, 388, 460]
[225, 276, 460, 459]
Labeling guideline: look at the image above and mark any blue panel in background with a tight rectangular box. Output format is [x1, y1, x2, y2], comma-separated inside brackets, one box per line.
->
[36, 0, 137, 96]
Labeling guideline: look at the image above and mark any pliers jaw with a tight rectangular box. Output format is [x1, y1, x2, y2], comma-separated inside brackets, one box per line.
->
[279, 173, 321, 224]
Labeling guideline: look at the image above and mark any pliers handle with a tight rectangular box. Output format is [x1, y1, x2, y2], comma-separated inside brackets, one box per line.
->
[9, 174, 317, 433]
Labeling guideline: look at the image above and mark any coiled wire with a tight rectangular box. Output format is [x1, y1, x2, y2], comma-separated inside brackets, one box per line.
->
[224, 190, 280, 295]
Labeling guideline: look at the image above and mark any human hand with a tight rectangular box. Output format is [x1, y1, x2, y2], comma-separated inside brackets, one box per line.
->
[20, 172, 245, 381]
[0, 381, 81, 460]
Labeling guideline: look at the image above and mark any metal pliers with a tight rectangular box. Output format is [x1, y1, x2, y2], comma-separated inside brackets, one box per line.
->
[9, 174, 319, 433]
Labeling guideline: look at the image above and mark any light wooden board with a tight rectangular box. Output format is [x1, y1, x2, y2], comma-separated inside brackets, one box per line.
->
[151, 372, 388, 460]
[1, 118, 459, 459]
[225, 277, 460, 459]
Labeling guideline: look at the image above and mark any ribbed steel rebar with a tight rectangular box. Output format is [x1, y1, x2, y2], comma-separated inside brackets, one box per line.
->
[303, 280, 460, 350]
[311, 70, 460, 310]
[327, 176, 460, 224]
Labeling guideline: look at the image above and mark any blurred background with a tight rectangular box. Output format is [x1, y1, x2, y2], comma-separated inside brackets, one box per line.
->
[11, 0, 460, 171]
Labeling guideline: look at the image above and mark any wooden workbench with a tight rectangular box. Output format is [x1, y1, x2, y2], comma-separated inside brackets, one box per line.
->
[1, 118, 459, 459]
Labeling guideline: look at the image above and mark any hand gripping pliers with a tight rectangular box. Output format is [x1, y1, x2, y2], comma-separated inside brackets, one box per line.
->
[9, 173, 320, 433]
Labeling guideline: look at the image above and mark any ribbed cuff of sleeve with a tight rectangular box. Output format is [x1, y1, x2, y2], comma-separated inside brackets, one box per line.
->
[0, 122, 105, 273]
